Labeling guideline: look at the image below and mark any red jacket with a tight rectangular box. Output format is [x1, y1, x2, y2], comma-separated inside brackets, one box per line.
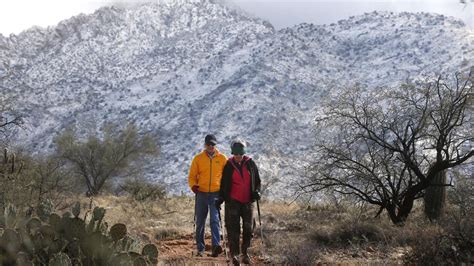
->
[219, 156, 261, 204]
[228, 157, 252, 203]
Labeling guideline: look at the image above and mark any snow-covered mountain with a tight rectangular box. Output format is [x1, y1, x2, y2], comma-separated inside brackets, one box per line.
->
[1, 0, 473, 198]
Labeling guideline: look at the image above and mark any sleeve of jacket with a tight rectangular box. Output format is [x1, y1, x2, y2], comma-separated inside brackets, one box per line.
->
[249, 159, 261, 192]
[188, 156, 199, 190]
[219, 161, 233, 201]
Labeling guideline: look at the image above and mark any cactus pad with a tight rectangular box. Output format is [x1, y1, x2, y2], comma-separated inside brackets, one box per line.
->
[49, 252, 72, 266]
[110, 223, 127, 241]
[26, 217, 42, 235]
[72, 202, 81, 218]
[65, 218, 86, 241]
[92, 207, 105, 221]
[142, 244, 159, 260]
[37, 199, 54, 222]
[48, 213, 61, 232]
[133, 257, 148, 266]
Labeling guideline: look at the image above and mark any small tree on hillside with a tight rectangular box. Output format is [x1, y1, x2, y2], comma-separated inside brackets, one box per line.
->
[0, 97, 24, 143]
[55, 123, 158, 196]
[304, 70, 473, 225]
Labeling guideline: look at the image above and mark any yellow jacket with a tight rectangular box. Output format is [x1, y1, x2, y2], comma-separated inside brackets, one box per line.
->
[188, 149, 227, 193]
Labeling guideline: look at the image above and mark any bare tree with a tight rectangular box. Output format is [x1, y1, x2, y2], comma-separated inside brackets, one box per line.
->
[30, 155, 75, 207]
[0, 97, 24, 143]
[55, 123, 158, 196]
[304, 70, 473, 225]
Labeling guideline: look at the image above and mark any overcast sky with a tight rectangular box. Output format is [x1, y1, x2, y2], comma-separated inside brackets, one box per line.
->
[0, 0, 472, 36]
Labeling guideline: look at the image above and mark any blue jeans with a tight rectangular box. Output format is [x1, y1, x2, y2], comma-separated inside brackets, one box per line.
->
[195, 192, 221, 252]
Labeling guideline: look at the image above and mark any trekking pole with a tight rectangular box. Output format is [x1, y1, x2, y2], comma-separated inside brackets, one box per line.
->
[218, 206, 230, 263]
[256, 199, 266, 257]
[250, 162, 266, 260]
[192, 194, 197, 256]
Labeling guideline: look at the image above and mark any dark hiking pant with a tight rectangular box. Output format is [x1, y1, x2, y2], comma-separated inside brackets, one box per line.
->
[224, 199, 254, 257]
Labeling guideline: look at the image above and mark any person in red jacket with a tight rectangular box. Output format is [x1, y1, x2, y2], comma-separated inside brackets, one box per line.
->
[217, 139, 261, 265]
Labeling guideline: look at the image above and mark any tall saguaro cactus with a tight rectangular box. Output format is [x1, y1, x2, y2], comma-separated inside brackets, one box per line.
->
[1, 148, 19, 175]
[3, 148, 7, 164]
[424, 170, 447, 221]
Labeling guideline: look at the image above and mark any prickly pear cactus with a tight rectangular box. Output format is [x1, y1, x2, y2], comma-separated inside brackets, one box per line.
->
[116, 235, 136, 252]
[72, 202, 81, 219]
[65, 217, 86, 241]
[26, 217, 42, 235]
[0, 203, 157, 266]
[49, 252, 72, 266]
[64, 239, 81, 260]
[48, 213, 61, 232]
[128, 251, 141, 260]
[32, 231, 46, 250]
[48, 239, 65, 255]
[142, 243, 158, 264]
[110, 252, 132, 266]
[110, 223, 127, 242]
[1, 228, 21, 253]
[18, 229, 35, 254]
[37, 199, 54, 222]
[92, 207, 105, 221]
[40, 225, 56, 246]
[80, 231, 102, 258]
[133, 256, 148, 266]
[4, 203, 17, 228]
[16, 251, 33, 266]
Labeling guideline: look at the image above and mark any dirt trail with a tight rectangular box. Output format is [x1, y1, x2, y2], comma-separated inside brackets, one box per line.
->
[158, 234, 266, 265]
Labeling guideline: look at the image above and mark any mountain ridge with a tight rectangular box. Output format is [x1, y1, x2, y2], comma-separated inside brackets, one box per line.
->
[1, 1, 472, 198]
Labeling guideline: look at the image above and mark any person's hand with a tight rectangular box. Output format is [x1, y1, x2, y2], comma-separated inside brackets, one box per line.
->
[191, 185, 199, 193]
[252, 191, 261, 201]
[215, 197, 224, 210]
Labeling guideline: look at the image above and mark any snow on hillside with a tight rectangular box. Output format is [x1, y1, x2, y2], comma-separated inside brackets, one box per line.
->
[1, 0, 472, 198]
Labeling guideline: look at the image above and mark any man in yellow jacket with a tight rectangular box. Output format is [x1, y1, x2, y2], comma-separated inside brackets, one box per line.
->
[189, 134, 227, 257]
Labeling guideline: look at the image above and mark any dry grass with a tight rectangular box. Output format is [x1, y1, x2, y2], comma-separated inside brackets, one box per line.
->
[258, 200, 472, 264]
[63, 194, 194, 245]
[58, 195, 473, 264]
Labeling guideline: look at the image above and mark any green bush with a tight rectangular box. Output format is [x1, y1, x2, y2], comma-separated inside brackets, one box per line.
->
[119, 179, 166, 202]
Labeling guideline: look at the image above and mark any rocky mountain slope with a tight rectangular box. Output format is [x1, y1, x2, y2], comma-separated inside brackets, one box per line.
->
[1, 0, 472, 198]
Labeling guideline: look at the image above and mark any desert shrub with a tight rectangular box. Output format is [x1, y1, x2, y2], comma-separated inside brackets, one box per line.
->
[0, 149, 74, 212]
[154, 228, 181, 240]
[405, 226, 459, 264]
[405, 212, 474, 264]
[311, 220, 386, 246]
[269, 231, 320, 265]
[448, 170, 474, 219]
[281, 241, 320, 265]
[119, 178, 166, 202]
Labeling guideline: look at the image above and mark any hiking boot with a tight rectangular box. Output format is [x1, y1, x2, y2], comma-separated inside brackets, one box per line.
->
[211, 245, 223, 257]
[232, 256, 240, 266]
[242, 254, 251, 264]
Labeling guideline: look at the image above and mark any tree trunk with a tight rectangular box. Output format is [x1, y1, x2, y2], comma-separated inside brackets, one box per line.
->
[386, 196, 415, 225]
[424, 170, 446, 221]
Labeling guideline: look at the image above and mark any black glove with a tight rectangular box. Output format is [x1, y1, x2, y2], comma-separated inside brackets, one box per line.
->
[251, 191, 261, 201]
[215, 197, 224, 210]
